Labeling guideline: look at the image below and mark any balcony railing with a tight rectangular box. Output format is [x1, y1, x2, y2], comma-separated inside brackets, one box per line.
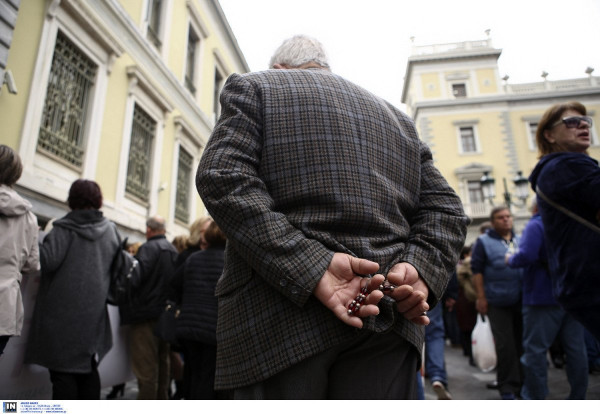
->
[463, 201, 490, 219]
[411, 39, 493, 56]
[507, 77, 598, 94]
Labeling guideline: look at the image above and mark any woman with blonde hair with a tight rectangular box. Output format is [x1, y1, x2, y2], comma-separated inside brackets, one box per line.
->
[171, 220, 227, 398]
[529, 101, 600, 341]
[175, 217, 212, 269]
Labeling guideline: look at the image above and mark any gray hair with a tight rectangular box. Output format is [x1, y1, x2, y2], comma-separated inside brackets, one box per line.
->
[269, 35, 330, 69]
[146, 215, 166, 232]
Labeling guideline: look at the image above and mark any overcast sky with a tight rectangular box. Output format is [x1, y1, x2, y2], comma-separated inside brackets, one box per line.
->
[218, 0, 600, 109]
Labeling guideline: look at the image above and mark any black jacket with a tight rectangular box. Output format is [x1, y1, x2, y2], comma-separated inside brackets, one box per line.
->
[172, 247, 225, 344]
[119, 235, 178, 325]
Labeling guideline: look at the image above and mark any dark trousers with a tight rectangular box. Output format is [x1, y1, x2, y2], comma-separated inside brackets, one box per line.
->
[487, 303, 523, 395]
[0, 336, 9, 356]
[49, 357, 100, 399]
[233, 331, 418, 399]
[566, 305, 600, 343]
[182, 339, 222, 399]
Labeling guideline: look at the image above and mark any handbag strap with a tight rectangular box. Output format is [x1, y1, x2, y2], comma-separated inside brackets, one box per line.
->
[536, 187, 600, 235]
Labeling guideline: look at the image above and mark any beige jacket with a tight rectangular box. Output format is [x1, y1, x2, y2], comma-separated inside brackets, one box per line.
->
[0, 185, 39, 336]
[457, 257, 477, 302]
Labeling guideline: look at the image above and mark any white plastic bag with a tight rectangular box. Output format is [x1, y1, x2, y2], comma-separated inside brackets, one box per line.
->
[471, 313, 497, 372]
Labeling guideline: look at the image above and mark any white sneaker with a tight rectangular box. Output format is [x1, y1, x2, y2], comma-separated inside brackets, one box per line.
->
[432, 380, 452, 400]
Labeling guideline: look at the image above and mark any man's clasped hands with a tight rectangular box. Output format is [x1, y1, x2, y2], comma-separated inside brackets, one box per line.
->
[314, 253, 431, 329]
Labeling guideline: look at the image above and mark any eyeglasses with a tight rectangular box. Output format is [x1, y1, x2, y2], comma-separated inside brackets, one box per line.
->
[551, 116, 593, 129]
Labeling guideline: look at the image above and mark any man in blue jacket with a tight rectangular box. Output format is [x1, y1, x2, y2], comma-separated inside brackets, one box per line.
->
[507, 201, 587, 399]
[472, 206, 523, 399]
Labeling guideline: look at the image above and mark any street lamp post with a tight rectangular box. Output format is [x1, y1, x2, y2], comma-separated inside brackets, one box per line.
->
[480, 171, 529, 211]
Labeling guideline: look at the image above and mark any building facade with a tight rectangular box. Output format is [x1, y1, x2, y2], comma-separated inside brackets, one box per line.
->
[0, 0, 249, 241]
[401, 35, 600, 243]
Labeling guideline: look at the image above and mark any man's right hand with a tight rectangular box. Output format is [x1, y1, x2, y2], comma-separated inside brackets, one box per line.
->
[314, 253, 385, 329]
[476, 297, 488, 315]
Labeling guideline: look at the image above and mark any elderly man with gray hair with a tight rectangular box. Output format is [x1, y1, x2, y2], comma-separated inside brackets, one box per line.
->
[197, 35, 468, 399]
[119, 215, 178, 399]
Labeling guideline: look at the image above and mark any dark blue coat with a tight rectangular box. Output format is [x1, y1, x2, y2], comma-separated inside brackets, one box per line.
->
[172, 247, 225, 345]
[507, 214, 555, 306]
[530, 152, 600, 309]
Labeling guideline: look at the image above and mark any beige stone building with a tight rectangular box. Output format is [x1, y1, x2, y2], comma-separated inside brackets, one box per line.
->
[401, 35, 600, 242]
[0, 0, 249, 241]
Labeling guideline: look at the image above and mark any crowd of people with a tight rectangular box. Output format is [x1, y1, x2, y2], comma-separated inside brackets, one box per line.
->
[1, 143, 225, 399]
[1, 34, 599, 401]
[442, 100, 600, 400]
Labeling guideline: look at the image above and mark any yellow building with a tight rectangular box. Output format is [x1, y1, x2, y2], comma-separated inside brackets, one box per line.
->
[0, 0, 249, 241]
[401, 35, 600, 242]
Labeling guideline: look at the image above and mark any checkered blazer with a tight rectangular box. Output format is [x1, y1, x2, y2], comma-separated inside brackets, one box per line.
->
[196, 69, 469, 390]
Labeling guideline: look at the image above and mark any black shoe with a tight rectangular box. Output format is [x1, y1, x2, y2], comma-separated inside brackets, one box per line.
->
[106, 383, 125, 399]
[486, 380, 499, 390]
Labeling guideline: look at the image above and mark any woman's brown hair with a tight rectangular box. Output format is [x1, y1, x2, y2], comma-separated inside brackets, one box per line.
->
[0, 145, 23, 186]
[203, 220, 226, 248]
[535, 101, 587, 158]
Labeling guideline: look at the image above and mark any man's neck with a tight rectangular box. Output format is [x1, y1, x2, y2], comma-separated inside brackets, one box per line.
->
[147, 231, 165, 240]
[496, 230, 512, 240]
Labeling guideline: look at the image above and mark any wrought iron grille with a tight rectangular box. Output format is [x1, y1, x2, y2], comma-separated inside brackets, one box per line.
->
[125, 105, 156, 202]
[175, 147, 192, 223]
[37, 31, 97, 168]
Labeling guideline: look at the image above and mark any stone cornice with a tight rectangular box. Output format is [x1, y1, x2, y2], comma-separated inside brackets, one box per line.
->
[413, 87, 600, 119]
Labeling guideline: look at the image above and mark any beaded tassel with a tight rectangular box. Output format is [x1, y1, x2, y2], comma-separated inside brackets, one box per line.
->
[347, 279, 397, 316]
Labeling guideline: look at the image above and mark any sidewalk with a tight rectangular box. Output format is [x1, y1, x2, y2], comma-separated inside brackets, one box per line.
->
[102, 342, 600, 400]
[423, 342, 600, 400]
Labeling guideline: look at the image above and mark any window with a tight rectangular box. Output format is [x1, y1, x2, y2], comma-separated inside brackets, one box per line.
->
[452, 83, 466, 98]
[185, 27, 199, 95]
[213, 66, 225, 121]
[37, 31, 97, 169]
[175, 147, 193, 223]
[527, 122, 538, 150]
[467, 180, 485, 205]
[147, 0, 162, 49]
[459, 126, 477, 153]
[125, 104, 156, 203]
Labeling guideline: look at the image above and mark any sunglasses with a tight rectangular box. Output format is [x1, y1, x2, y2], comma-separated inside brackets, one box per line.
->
[551, 116, 593, 129]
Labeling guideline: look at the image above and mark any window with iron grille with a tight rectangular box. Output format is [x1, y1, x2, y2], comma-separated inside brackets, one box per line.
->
[37, 31, 97, 169]
[147, 0, 162, 49]
[126, 104, 156, 202]
[175, 147, 192, 223]
[459, 126, 477, 153]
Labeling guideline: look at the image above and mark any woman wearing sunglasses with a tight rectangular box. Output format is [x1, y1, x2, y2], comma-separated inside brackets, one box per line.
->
[529, 101, 600, 343]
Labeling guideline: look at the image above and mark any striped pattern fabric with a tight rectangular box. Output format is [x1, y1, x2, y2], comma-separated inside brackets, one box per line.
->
[196, 69, 469, 390]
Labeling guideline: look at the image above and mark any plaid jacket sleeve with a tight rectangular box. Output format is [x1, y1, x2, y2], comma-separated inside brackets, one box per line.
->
[196, 73, 334, 307]
[403, 138, 470, 305]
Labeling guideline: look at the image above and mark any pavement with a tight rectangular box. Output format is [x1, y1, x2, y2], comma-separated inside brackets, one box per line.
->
[102, 342, 600, 400]
[422, 341, 600, 400]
